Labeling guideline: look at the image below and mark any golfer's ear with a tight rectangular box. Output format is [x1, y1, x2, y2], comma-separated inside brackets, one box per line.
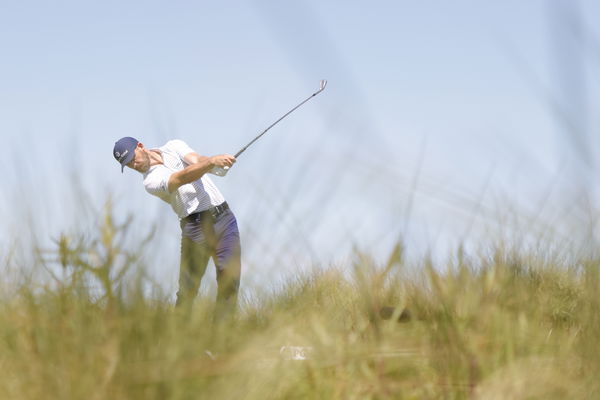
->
[137, 142, 144, 149]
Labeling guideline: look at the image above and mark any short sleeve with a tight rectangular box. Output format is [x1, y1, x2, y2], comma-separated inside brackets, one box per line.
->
[167, 140, 195, 160]
[143, 167, 171, 196]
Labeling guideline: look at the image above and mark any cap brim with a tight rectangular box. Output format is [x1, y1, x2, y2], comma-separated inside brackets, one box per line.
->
[120, 152, 135, 173]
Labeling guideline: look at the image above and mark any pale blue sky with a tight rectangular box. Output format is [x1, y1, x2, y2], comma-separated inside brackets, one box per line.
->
[2, 1, 599, 294]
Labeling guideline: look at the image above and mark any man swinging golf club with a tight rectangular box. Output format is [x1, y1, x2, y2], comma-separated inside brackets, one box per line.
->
[112, 80, 326, 322]
[113, 137, 240, 321]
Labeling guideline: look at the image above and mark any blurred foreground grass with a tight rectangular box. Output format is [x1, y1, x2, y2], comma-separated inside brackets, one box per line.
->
[1, 208, 599, 399]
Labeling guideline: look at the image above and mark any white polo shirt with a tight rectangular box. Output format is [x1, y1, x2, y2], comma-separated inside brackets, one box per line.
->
[142, 140, 225, 219]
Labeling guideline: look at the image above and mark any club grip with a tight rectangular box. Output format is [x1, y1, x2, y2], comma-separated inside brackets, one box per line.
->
[210, 165, 230, 176]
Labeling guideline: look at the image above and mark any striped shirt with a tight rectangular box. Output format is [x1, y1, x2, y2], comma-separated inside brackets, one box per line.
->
[143, 140, 225, 218]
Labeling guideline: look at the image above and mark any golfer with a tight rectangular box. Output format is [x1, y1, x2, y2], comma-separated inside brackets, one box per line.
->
[113, 137, 241, 321]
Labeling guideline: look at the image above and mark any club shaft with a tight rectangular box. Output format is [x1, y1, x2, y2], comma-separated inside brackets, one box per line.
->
[234, 86, 326, 158]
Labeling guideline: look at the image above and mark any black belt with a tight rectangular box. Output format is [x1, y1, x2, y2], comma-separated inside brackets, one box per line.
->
[184, 202, 229, 222]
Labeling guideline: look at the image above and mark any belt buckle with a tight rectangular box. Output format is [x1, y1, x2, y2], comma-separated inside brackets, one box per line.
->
[210, 203, 226, 219]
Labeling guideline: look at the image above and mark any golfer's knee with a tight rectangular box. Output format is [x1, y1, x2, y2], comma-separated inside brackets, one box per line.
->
[217, 274, 239, 298]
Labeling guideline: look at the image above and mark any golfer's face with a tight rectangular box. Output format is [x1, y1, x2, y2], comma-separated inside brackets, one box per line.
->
[127, 146, 148, 172]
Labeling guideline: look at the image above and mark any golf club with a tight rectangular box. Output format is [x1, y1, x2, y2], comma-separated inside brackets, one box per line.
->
[211, 79, 328, 176]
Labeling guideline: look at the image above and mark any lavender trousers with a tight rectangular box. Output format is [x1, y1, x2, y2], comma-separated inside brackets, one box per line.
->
[176, 203, 241, 321]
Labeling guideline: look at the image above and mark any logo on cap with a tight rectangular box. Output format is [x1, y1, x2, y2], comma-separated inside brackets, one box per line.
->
[118, 150, 129, 162]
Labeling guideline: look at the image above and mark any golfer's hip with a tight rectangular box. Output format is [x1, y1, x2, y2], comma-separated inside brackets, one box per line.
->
[180, 202, 234, 240]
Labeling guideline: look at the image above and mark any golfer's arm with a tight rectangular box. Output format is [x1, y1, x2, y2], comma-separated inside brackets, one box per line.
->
[167, 155, 214, 193]
[184, 152, 210, 165]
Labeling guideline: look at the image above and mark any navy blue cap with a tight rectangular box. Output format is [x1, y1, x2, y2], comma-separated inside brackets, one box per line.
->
[113, 137, 138, 172]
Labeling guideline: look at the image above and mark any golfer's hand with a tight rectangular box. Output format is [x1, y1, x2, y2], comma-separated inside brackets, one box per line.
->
[211, 154, 236, 168]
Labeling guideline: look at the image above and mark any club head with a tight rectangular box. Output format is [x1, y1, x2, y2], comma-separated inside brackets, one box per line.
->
[319, 79, 328, 91]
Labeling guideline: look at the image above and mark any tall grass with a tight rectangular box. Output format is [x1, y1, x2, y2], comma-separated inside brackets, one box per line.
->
[1, 207, 599, 399]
